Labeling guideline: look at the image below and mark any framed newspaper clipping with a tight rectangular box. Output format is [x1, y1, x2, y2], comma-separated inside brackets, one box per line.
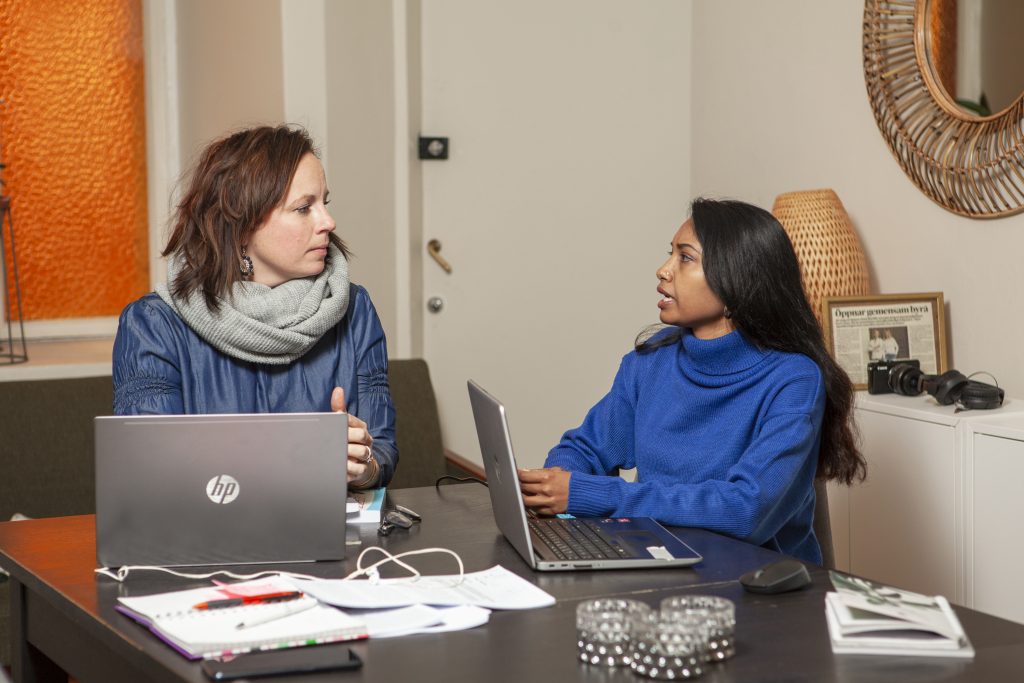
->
[822, 293, 948, 391]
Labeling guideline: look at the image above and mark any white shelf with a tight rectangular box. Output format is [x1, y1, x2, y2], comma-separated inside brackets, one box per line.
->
[0, 338, 113, 382]
[855, 391, 1024, 426]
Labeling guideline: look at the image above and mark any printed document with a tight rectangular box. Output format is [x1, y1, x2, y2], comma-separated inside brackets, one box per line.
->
[291, 564, 555, 610]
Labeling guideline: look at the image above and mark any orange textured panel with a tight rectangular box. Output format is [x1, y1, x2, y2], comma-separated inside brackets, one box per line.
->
[0, 0, 148, 320]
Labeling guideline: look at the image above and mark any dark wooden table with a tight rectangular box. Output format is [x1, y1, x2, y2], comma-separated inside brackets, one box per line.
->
[3, 484, 1024, 682]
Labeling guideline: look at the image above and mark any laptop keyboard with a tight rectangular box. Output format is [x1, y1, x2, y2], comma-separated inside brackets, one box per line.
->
[528, 517, 629, 561]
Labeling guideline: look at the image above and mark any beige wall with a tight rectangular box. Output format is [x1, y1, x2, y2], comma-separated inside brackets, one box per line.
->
[324, 1, 400, 355]
[176, 0, 285, 164]
[692, 1, 1024, 393]
[173, 0, 406, 356]
[168, 0, 1024, 396]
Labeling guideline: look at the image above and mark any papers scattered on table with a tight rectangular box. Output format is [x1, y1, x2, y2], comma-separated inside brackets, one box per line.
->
[115, 566, 552, 659]
[824, 571, 974, 658]
[116, 578, 366, 660]
[292, 564, 557, 610]
[347, 488, 386, 524]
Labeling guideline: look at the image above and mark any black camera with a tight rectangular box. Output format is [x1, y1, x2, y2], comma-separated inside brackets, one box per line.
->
[867, 359, 1005, 409]
[867, 359, 921, 395]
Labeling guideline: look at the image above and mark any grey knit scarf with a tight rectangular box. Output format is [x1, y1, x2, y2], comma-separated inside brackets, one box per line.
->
[156, 244, 351, 365]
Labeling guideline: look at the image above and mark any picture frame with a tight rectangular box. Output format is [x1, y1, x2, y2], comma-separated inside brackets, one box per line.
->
[821, 293, 948, 391]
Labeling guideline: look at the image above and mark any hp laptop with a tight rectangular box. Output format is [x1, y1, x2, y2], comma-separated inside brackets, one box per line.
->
[95, 412, 348, 568]
[468, 380, 702, 571]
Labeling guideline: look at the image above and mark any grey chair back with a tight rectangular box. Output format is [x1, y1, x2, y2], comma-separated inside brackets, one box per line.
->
[813, 478, 835, 569]
[0, 375, 112, 520]
[386, 359, 449, 489]
[0, 374, 113, 667]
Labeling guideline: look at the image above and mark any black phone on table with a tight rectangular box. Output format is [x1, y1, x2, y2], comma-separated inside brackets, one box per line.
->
[200, 645, 362, 680]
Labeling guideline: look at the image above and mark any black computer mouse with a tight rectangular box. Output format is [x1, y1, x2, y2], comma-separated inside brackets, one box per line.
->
[739, 559, 812, 594]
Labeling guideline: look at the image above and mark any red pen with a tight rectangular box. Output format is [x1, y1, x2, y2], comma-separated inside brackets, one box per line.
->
[192, 591, 303, 610]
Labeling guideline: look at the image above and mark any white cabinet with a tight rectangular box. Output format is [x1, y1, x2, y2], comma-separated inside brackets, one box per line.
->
[830, 393, 1024, 622]
[963, 413, 1024, 624]
[851, 403, 960, 598]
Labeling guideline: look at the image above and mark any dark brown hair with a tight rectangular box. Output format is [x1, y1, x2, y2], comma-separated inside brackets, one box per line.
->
[163, 125, 348, 310]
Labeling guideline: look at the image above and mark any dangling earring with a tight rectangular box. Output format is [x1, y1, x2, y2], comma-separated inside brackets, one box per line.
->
[240, 247, 254, 278]
[723, 305, 733, 319]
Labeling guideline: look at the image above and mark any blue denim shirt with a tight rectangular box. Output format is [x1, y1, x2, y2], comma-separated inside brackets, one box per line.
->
[112, 284, 397, 486]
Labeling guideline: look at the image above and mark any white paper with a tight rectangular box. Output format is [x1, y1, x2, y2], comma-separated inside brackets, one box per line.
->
[291, 565, 555, 610]
[359, 604, 490, 638]
[360, 604, 445, 637]
[646, 545, 674, 560]
[118, 577, 301, 619]
[415, 606, 491, 634]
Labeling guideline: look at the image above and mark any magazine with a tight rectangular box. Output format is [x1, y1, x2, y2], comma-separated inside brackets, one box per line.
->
[825, 571, 974, 658]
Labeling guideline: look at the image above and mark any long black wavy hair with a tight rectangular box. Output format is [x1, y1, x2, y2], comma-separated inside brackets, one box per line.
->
[637, 197, 866, 485]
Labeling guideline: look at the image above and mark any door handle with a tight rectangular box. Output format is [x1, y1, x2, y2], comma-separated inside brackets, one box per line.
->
[427, 239, 453, 274]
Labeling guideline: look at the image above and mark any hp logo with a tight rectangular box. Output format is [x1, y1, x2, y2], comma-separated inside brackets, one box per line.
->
[206, 475, 240, 504]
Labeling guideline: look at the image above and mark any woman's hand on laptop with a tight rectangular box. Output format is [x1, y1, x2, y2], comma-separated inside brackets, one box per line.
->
[331, 387, 379, 487]
[519, 467, 570, 516]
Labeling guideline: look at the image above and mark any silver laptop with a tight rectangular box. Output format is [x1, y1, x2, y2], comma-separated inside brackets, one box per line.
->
[468, 380, 702, 571]
[95, 412, 348, 568]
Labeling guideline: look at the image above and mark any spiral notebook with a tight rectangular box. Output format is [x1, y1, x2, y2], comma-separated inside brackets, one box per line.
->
[116, 579, 367, 660]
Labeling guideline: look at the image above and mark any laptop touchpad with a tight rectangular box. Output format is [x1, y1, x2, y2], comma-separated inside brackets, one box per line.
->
[615, 531, 663, 555]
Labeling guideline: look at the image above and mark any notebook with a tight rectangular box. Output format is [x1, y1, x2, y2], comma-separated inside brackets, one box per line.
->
[467, 380, 703, 571]
[95, 412, 348, 568]
[115, 577, 366, 660]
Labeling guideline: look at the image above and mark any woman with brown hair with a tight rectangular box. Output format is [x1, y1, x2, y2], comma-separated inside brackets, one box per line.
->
[113, 125, 393, 489]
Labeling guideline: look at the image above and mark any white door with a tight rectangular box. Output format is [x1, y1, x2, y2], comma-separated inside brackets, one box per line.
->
[419, 1, 692, 468]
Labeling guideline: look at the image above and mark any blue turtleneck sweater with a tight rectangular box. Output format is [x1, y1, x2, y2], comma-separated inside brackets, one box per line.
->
[545, 328, 825, 563]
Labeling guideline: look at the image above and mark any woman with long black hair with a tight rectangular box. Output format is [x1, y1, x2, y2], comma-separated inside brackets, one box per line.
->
[519, 198, 865, 563]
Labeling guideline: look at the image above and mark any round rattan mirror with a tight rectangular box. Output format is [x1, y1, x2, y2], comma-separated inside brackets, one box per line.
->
[863, 0, 1024, 218]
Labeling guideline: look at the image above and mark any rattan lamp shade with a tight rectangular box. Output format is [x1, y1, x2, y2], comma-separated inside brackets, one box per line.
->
[771, 189, 870, 324]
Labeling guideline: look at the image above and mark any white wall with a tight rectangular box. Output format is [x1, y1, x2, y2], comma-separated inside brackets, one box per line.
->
[170, 1, 408, 357]
[692, 1, 1024, 394]
[176, 0, 285, 163]
[165, 0, 1024, 397]
[324, 0, 401, 356]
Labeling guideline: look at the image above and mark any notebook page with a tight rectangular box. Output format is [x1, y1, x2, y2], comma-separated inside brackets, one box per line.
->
[152, 598, 365, 657]
[117, 578, 301, 620]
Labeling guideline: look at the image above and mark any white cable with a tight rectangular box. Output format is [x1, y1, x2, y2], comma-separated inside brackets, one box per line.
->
[94, 547, 465, 585]
[344, 546, 465, 585]
[94, 565, 322, 583]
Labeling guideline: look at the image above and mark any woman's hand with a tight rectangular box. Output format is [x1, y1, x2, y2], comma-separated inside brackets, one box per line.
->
[331, 387, 379, 487]
[518, 466, 571, 516]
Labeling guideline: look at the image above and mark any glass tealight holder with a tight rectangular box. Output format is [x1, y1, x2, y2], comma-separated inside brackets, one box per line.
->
[576, 598, 652, 667]
[659, 595, 736, 662]
[629, 612, 707, 680]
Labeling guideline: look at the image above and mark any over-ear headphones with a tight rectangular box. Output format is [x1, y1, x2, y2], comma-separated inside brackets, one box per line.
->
[956, 378, 1006, 410]
[890, 366, 1004, 410]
